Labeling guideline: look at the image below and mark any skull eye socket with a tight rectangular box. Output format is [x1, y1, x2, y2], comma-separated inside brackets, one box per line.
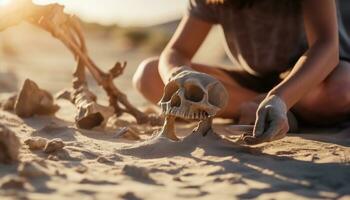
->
[184, 84, 204, 102]
[208, 82, 226, 107]
[160, 82, 179, 102]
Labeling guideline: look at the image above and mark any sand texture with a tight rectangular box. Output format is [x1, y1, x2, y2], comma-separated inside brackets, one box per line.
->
[0, 109, 349, 200]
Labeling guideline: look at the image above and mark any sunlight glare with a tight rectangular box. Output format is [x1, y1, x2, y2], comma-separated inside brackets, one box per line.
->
[0, 0, 12, 6]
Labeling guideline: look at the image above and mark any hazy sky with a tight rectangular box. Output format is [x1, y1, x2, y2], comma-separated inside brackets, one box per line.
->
[34, 0, 188, 26]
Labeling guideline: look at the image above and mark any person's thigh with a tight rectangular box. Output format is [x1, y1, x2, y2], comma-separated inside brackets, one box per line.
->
[133, 57, 259, 118]
[293, 60, 350, 124]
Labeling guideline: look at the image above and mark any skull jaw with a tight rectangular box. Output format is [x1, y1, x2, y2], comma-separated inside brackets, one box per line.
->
[160, 113, 213, 141]
[192, 117, 213, 136]
[159, 115, 179, 141]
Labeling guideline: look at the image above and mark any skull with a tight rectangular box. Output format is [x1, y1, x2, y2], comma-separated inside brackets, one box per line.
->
[157, 70, 228, 141]
[159, 70, 228, 120]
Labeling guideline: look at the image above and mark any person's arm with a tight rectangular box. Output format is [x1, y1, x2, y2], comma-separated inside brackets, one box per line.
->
[159, 15, 212, 82]
[245, 0, 339, 144]
[269, 0, 339, 108]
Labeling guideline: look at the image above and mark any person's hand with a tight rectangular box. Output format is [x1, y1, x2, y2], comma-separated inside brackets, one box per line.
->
[242, 95, 289, 145]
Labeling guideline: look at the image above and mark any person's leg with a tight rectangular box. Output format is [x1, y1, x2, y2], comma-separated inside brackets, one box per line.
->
[293, 60, 350, 125]
[132, 57, 259, 118]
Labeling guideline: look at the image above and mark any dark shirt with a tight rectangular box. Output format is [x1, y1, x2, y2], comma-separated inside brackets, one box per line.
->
[188, 0, 350, 77]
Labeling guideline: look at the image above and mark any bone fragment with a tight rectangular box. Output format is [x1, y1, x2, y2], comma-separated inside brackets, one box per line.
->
[159, 115, 179, 141]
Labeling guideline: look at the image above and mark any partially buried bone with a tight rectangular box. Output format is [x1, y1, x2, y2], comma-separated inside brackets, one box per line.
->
[24, 3, 163, 126]
[14, 79, 59, 118]
[119, 70, 230, 156]
[57, 85, 115, 129]
[0, 125, 20, 164]
[0, 2, 162, 127]
[159, 69, 228, 139]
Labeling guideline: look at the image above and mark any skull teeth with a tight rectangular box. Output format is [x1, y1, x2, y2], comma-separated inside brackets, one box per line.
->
[161, 107, 208, 120]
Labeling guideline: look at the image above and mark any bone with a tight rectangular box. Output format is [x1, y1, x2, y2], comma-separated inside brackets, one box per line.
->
[14, 79, 59, 118]
[25, 3, 162, 127]
[70, 85, 114, 129]
[160, 115, 179, 141]
[0, 125, 20, 164]
[193, 117, 214, 136]
[158, 70, 228, 138]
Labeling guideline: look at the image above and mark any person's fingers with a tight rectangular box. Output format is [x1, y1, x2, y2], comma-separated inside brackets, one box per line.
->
[270, 122, 289, 141]
[244, 120, 281, 145]
[244, 113, 289, 145]
[253, 108, 267, 137]
[258, 119, 282, 140]
[243, 135, 264, 145]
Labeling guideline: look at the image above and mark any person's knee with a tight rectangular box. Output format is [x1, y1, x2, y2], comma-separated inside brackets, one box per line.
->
[297, 70, 350, 119]
[132, 57, 159, 93]
[322, 75, 350, 113]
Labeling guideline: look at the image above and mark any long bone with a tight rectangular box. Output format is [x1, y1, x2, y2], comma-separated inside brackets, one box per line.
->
[24, 4, 162, 126]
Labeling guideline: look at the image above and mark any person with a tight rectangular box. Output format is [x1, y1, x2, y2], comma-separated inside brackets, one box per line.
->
[133, 0, 350, 144]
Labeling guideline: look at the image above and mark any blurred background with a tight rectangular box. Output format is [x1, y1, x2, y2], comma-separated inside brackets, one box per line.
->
[0, 0, 349, 108]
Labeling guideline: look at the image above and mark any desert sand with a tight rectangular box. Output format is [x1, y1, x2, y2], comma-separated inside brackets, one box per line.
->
[0, 22, 349, 200]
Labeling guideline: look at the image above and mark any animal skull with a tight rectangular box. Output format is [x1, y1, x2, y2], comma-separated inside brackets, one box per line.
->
[158, 70, 229, 140]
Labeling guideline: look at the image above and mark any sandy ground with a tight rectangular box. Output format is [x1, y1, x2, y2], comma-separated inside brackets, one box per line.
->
[0, 23, 350, 200]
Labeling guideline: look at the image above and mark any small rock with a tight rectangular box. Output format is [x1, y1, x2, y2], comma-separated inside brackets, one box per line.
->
[97, 156, 114, 165]
[0, 125, 20, 164]
[18, 161, 47, 178]
[122, 165, 156, 184]
[43, 138, 65, 153]
[120, 192, 142, 200]
[75, 165, 88, 174]
[24, 137, 47, 150]
[47, 154, 59, 161]
[15, 79, 59, 118]
[0, 175, 25, 190]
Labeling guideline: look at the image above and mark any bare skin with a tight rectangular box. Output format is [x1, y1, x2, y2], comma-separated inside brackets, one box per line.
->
[133, 0, 350, 143]
[133, 58, 350, 125]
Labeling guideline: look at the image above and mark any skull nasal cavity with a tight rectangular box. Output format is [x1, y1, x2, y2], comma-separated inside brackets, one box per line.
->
[185, 84, 204, 102]
[162, 83, 179, 102]
[170, 94, 181, 107]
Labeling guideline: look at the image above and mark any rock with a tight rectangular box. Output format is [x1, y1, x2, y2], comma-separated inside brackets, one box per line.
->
[0, 125, 20, 164]
[18, 161, 47, 178]
[43, 138, 65, 153]
[75, 165, 88, 174]
[0, 175, 25, 190]
[96, 156, 114, 165]
[24, 137, 48, 150]
[122, 165, 156, 184]
[14, 79, 59, 118]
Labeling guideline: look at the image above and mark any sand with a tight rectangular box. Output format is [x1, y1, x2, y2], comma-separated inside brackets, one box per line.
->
[0, 22, 349, 200]
[0, 108, 349, 200]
